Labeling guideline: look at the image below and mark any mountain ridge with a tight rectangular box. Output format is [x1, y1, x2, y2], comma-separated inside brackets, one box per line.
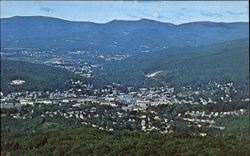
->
[1, 16, 248, 54]
[2, 15, 248, 25]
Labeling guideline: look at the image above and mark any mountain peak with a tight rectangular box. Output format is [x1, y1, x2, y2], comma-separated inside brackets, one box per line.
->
[106, 18, 176, 27]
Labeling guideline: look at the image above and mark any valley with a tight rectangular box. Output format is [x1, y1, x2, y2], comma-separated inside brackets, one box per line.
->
[0, 15, 249, 155]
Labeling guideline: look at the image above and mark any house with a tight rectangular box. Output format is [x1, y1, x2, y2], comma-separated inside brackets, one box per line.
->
[62, 99, 70, 103]
[10, 79, 25, 85]
[90, 107, 96, 113]
[39, 100, 52, 105]
[20, 99, 34, 105]
[72, 103, 82, 107]
[121, 106, 134, 112]
[199, 133, 207, 136]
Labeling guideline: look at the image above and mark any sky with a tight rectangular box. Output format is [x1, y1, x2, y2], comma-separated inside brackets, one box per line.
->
[1, 1, 249, 24]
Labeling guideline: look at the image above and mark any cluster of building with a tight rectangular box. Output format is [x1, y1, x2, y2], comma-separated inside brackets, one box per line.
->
[1, 79, 249, 136]
[1, 79, 248, 111]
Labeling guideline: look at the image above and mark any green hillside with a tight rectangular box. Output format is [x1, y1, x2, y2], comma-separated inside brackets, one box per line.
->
[93, 38, 249, 88]
[1, 60, 86, 93]
[1, 127, 249, 156]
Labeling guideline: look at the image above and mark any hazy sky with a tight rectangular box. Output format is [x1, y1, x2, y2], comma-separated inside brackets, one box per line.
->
[1, 1, 249, 24]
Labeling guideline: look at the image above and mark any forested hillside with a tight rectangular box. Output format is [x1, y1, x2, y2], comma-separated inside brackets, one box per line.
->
[93, 38, 249, 87]
[1, 60, 86, 93]
[1, 127, 249, 156]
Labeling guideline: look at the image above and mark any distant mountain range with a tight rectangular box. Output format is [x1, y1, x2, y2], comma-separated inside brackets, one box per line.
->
[1, 16, 249, 54]
[1, 16, 249, 88]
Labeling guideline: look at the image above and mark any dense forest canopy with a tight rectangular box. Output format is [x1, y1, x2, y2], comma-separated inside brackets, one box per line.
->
[1, 127, 249, 156]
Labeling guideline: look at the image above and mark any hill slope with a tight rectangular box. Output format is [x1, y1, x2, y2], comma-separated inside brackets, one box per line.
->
[1, 16, 248, 54]
[1, 60, 86, 93]
[93, 38, 249, 87]
[1, 127, 249, 156]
